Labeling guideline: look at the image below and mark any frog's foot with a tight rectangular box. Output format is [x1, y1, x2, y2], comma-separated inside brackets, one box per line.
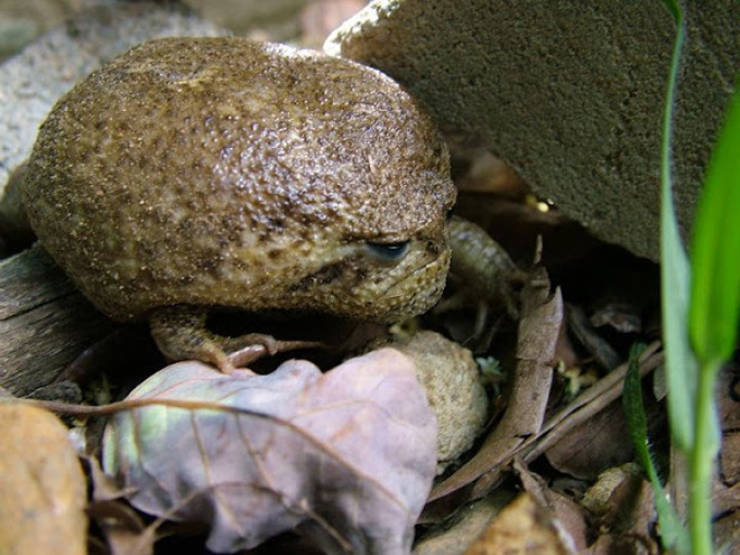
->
[150, 305, 234, 372]
[149, 306, 324, 373]
[227, 338, 325, 369]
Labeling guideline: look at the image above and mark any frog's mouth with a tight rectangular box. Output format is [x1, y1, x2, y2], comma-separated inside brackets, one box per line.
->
[374, 249, 450, 321]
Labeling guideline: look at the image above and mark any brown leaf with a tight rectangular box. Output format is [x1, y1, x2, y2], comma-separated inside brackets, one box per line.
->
[713, 481, 740, 516]
[589, 299, 642, 334]
[0, 402, 87, 554]
[520, 344, 662, 464]
[83, 455, 158, 555]
[717, 364, 740, 430]
[464, 493, 571, 554]
[413, 492, 515, 555]
[103, 348, 437, 554]
[544, 399, 633, 480]
[720, 430, 740, 485]
[566, 303, 621, 370]
[87, 498, 156, 555]
[582, 466, 658, 554]
[584, 533, 658, 555]
[513, 459, 587, 551]
[713, 509, 739, 554]
[430, 268, 562, 500]
[718, 364, 740, 485]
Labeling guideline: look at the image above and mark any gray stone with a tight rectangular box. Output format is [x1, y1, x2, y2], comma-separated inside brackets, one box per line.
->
[0, 2, 227, 240]
[390, 330, 489, 474]
[183, 0, 308, 39]
[326, 0, 738, 260]
[0, 16, 38, 58]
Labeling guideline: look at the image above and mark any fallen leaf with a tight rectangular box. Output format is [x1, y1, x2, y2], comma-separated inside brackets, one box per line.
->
[717, 364, 740, 430]
[589, 299, 642, 334]
[713, 481, 740, 516]
[83, 455, 158, 555]
[0, 402, 87, 555]
[581, 464, 642, 517]
[544, 399, 633, 480]
[520, 344, 663, 465]
[429, 268, 562, 500]
[513, 459, 587, 551]
[464, 493, 571, 555]
[103, 348, 437, 554]
[720, 430, 740, 484]
[584, 533, 658, 555]
[718, 364, 740, 485]
[413, 491, 515, 555]
[583, 466, 658, 554]
[713, 509, 739, 553]
[566, 303, 621, 370]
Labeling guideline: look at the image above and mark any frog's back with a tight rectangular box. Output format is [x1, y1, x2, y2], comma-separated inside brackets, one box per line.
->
[23, 38, 455, 322]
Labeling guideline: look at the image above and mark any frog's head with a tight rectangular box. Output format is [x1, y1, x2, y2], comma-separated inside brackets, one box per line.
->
[263, 55, 457, 322]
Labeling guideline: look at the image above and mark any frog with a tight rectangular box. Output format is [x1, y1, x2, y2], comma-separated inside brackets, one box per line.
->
[21, 37, 458, 372]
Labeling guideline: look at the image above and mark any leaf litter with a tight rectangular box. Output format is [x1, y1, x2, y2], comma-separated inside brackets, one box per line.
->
[102, 348, 437, 554]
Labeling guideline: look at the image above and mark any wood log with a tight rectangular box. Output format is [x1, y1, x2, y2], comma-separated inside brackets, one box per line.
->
[0, 244, 113, 395]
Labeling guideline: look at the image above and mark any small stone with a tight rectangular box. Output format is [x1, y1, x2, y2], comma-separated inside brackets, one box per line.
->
[390, 330, 489, 473]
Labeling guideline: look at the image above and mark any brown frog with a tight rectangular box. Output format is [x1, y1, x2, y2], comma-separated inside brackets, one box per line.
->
[22, 37, 457, 371]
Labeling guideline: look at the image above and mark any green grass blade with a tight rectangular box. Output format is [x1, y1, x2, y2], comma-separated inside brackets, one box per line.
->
[658, 0, 696, 450]
[688, 85, 740, 364]
[623, 344, 689, 551]
[658, 0, 680, 21]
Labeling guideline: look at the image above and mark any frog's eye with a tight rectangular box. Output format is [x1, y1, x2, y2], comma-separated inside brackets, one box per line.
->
[366, 240, 410, 261]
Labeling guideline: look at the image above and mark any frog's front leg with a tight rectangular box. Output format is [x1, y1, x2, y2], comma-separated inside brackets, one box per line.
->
[149, 305, 281, 373]
[447, 216, 527, 328]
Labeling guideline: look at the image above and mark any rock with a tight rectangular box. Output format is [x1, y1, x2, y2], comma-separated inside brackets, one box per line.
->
[391, 330, 489, 473]
[0, 2, 227, 241]
[0, 403, 88, 555]
[326, 0, 737, 260]
[0, 16, 38, 58]
[182, 0, 307, 39]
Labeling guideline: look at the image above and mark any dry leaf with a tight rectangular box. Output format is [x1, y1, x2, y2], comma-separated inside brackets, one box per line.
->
[413, 491, 515, 555]
[103, 348, 437, 554]
[513, 460, 587, 551]
[718, 365, 740, 485]
[430, 267, 562, 500]
[720, 430, 739, 485]
[544, 399, 633, 480]
[464, 493, 571, 555]
[566, 303, 621, 370]
[0, 402, 87, 555]
[713, 509, 739, 553]
[582, 466, 658, 554]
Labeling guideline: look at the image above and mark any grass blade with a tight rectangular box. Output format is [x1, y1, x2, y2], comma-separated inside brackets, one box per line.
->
[684, 83, 740, 555]
[623, 344, 689, 551]
[688, 85, 740, 364]
[658, 0, 696, 450]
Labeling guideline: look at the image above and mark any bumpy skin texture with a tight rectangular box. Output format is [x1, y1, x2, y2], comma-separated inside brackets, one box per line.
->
[23, 38, 455, 328]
